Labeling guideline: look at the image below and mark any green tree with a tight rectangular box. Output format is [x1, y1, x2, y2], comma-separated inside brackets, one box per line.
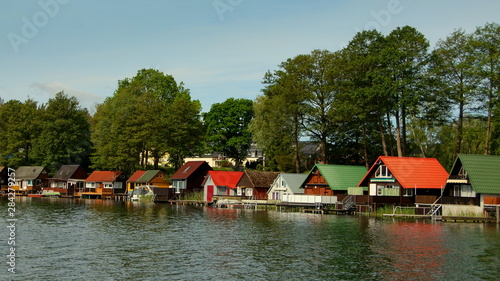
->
[204, 98, 254, 170]
[91, 68, 186, 173]
[383, 26, 430, 157]
[337, 30, 388, 167]
[430, 29, 481, 159]
[473, 23, 500, 154]
[32, 92, 92, 172]
[164, 92, 205, 170]
[0, 99, 41, 167]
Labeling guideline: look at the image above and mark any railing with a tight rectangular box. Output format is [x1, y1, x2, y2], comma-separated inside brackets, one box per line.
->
[342, 195, 356, 210]
[281, 194, 337, 204]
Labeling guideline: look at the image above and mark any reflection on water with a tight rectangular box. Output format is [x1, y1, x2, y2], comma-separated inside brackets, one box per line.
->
[1, 197, 498, 280]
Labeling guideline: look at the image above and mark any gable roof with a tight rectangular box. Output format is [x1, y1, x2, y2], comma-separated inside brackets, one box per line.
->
[280, 173, 308, 193]
[244, 171, 281, 188]
[137, 170, 162, 182]
[454, 154, 500, 194]
[171, 161, 211, 180]
[310, 164, 367, 190]
[15, 166, 48, 180]
[207, 171, 244, 189]
[359, 156, 448, 189]
[128, 171, 146, 182]
[86, 171, 123, 182]
[52, 165, 84, 180]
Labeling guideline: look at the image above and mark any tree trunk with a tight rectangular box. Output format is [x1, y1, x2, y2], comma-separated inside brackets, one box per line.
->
[401, 105, 407, 156]
[454, 100, 464, 160]
[293, 116, 301, 173]
[386, 112, 395, 156]
[362, 123, 370, 169]
[378, 114, 388, 156]
[320, 133, 327, 165]
[395, 111, 403, 157]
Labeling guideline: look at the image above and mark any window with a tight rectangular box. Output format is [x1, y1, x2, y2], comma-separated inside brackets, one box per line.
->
[375, 165, 392, 178]
[402, 188, 414, 197]
[103, 182, 113, 189]
[86, 182, 95, 188]
[461, 185, 475, 197]
[237, 187, 242, 196]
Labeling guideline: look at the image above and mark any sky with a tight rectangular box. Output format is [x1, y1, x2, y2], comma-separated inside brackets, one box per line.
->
[1, 0, 499, 113]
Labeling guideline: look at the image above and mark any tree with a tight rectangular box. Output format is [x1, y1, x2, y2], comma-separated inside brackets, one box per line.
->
[91, 68, 186, 173]
[164, 92, 205, 170]
[337, 30, 388, 167]
[382, 26, 430, 157]
[32, 91, 92, 172]
[473, 23, 500, 154]
[430, 29, 481, 160]
[0, 99, 41, 167]
[204, 98, 254, 170]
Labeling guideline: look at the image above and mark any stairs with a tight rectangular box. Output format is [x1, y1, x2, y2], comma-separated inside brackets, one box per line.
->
[342, 195, 356, 210]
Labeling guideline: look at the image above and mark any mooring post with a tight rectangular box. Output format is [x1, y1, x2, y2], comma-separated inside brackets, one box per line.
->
[496, 205, 499, 224]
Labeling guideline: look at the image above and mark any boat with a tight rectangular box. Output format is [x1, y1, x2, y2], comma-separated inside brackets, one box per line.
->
[130, 185, 155, 201]
[42, 190, 61, 197]
[28, 193, 44, 197]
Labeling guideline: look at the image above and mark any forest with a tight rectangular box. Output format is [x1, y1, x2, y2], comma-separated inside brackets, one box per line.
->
[0, 23, 498, 174]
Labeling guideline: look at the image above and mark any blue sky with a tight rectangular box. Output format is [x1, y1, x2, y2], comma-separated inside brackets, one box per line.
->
[1, 0, 499, 112]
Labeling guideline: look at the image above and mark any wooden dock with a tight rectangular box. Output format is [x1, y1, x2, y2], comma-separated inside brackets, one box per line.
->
[436, 216, 497, 223]
[383, 214, 432, 219]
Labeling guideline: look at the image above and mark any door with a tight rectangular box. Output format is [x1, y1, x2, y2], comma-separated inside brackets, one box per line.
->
[207, 185, 214, 202]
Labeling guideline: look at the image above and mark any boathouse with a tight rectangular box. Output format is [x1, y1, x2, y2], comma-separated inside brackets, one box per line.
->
[238, 170, 281, 200]
[170, 161, 212, 194]
[443, 154, 500, 216]
[48, 165, 87, 196]
[81, 171, 127, 199]
[127, 170, 169, 193]
[267, 173, 307, 202]
[203, 170, 244, 202]
[358, 156, 448, 206]
[0, 166, 8, 191]
[14, 166, 50, 194]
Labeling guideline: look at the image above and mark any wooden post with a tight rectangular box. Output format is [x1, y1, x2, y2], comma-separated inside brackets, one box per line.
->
[496, 205, 499, 224]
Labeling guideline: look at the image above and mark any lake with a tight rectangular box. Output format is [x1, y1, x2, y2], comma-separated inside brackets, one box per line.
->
[1, 197, 499, 280]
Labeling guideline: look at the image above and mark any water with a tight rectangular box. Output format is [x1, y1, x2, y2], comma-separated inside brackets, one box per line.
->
[1, 197, 499, 280]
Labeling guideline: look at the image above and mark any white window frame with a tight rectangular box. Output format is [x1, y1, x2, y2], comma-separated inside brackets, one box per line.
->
[375, 165, 392, 178]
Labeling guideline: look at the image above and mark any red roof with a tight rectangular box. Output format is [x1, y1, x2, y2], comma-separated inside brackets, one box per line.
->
[207, 171, 244, 189]
[127, 170, 146, 182]
[86, 171, 123, 182]
[171, 161, 210, 180]
[359, 156, 448, 189]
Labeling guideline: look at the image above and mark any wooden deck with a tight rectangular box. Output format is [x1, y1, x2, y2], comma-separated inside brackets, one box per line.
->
[437, 216, 497, 223]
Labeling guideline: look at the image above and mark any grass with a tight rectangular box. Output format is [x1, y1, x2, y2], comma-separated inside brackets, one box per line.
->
[375, 205, 416, 217]
[178, 191, 204, 201]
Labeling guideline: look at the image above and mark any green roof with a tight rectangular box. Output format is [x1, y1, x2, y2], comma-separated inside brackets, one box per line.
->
[456, 154, 500, 194]
[280, 173, 308, 194]
[314, 164, 367, 191]
[137, 170, 161, 182]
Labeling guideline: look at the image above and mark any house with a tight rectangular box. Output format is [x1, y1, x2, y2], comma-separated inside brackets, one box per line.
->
[267, 173, 307, 201]
[358, 156, 448, 206]
[127, 170, 169, 193]
[442, 154, 500, 215]
[48, 165, 87, 196]
[238, 171, 281, 200]
[303, 164, 367, 200]
[81, 171, 126, 199]
[14, 166, 50, 194]
[170, 161, 212, 194]
[203, 171, 244, 202]
[0, 166, 8, 192]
